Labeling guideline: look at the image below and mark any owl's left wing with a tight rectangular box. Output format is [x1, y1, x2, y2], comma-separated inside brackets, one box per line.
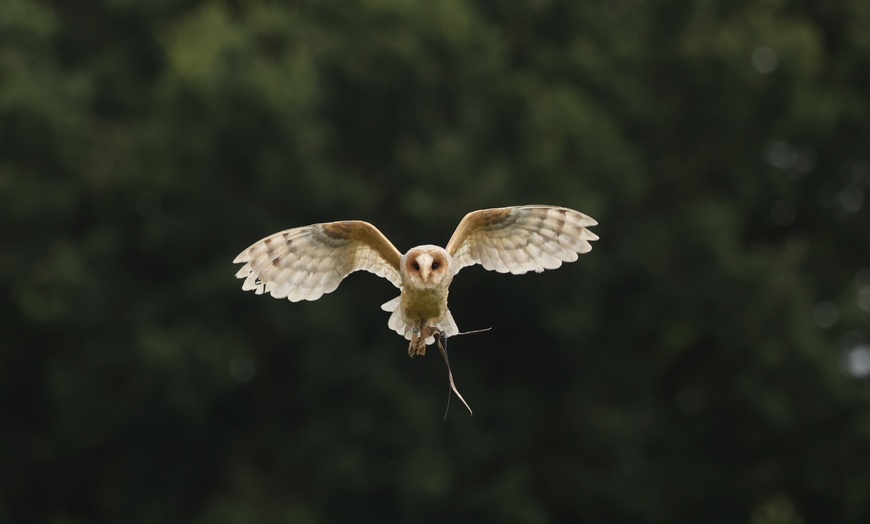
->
[233, 220, 402, 301]
[445, 205, 598, 275]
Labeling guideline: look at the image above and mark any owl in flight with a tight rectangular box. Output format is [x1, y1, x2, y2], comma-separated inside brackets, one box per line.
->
[234, 205, 598, 356]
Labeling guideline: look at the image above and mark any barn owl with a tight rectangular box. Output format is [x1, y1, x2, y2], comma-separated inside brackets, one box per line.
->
[233, 205, 598, 356]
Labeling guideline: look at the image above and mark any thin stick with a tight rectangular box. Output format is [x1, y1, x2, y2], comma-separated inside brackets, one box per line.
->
[452, 327, 492, 337]
[434, 327, 490, 419]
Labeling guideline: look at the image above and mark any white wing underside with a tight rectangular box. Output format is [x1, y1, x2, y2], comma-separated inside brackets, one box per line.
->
[233, 223, 401, 302]
[448, 205, 598, 276]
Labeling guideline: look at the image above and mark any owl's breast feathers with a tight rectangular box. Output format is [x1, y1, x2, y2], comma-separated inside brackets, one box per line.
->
[401, 285, 448, 323]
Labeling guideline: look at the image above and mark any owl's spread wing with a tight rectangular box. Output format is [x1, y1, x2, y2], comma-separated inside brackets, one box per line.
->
[233, 220, 402, 301]
[445, 205, 598, 275]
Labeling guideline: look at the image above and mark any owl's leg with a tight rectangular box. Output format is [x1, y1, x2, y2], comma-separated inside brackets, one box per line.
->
[408, 324, 437, 357]
[408, 330, 421, 357]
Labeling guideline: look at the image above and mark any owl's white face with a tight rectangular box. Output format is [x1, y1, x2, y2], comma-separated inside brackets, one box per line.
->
[401, 245, 453, 289]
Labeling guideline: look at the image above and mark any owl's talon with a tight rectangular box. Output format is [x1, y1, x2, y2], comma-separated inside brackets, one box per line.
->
[408, 326, 441, 357]
[408, 343, 426, 357]
[408, 328, 425, 357]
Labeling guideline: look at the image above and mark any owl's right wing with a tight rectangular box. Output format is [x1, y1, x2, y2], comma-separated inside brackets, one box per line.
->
[233, 220, 403, 301]
[445, 205, 598, 275]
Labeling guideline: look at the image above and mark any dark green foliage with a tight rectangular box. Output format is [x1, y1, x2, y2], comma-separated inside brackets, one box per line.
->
[2, 0, 869, 522]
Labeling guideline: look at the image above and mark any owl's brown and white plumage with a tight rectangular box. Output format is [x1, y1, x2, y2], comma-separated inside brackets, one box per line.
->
[233, 205, 598, 355]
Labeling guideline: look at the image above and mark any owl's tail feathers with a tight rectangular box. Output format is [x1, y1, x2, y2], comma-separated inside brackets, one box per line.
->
[380, 295, 459, 346]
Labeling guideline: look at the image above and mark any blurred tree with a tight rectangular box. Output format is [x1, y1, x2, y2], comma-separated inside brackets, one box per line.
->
[1, 0, 868, 522]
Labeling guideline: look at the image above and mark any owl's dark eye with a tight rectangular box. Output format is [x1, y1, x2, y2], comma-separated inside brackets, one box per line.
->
[431, 262, 440, 270]
[413, 262, 420, 271]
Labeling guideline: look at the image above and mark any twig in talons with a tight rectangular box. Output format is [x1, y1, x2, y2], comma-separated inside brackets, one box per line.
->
[433, 327, 490, 419]
[452, 327, 492, 337]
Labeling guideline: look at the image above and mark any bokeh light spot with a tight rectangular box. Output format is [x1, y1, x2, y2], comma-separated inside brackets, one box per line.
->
[844, 345, 870, 378]
[764, 140, 795, 169]
[752, 46, 778, 74]
[839, 185, 864, 213]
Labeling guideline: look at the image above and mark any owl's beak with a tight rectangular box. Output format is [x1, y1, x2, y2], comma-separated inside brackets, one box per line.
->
[420, 266, 431, 282]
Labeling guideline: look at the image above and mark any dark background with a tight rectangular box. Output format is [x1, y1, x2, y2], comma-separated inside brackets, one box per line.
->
[2, 0, 870, 522]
